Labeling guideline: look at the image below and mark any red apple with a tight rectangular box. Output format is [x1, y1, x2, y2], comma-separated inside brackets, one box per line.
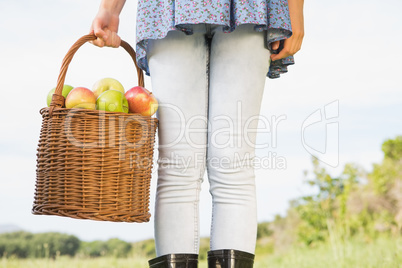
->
[65, 87, 96, 109]
[125, 86, 158, 116]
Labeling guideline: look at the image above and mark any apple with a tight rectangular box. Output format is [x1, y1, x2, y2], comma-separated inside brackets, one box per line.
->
[125, 86, 158, 116]
[96, 89, 129, 113]
[47, 85, 74, 107]
[92, 78, 125, 99]
[65, 87, 96, 109]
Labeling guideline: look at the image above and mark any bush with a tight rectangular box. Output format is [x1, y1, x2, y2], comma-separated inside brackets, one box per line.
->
[0, 231, 80, 258]
[79, 238, 132, 258]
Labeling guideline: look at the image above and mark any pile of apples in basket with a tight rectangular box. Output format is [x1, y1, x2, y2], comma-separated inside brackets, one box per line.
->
[46, 77, 158, 116]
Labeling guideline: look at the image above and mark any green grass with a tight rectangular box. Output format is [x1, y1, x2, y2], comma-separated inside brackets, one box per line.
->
[2, 236, 401, 268]
[0, 256, 149, 268]
[257, 236, 402, 268]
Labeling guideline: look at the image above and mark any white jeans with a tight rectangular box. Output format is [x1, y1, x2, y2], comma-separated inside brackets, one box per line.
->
[147, 24, 271, 256]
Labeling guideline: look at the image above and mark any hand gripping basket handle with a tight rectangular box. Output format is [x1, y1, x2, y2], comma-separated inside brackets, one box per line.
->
[49, 34, 144, 115]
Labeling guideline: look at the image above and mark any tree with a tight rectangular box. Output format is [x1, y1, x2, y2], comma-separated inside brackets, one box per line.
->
[370, 136, 402, 194]
[382, 136, 402, 161]
[31, 232, 80, 258]
[0, 231, 33, 258]
[0, 231, 80, 258]
[257, 222, 272, 239]
[106, 238, 132, 258]
[78, 238, 132, 258]
[292, 157, 362, 245]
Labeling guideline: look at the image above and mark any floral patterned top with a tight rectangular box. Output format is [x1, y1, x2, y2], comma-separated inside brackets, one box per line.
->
[135, 0, 293, 79]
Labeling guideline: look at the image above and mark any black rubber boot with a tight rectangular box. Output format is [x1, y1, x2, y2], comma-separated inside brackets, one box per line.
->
[149, 253, 198, 268]
[207, 249, 254, 268]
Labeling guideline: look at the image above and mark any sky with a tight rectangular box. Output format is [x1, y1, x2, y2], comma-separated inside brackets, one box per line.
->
[0, 0, 401, 243]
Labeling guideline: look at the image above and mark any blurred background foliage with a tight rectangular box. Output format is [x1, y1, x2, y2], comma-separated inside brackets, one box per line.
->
[1, 136, 401, 262]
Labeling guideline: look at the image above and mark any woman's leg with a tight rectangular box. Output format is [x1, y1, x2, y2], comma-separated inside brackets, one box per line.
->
[207, 24, 271, 253]
[147, 27, 209, 256]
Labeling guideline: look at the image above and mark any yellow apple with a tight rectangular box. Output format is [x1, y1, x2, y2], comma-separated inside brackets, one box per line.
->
[92, 78, 125, 99]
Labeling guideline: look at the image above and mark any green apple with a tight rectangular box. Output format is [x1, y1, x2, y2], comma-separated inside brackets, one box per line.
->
[47, 85, 74, 107]
[65, 87, 96, 109]
[92, 78, 125, 99]
[96, 89, 129, 113]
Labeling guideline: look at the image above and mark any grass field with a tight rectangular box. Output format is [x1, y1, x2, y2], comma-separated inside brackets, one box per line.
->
[257, 236, 402, 268]
[2, 236, 401, 268]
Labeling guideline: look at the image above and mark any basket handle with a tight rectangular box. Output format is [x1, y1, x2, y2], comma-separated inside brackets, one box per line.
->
[49, 34, 144, 115]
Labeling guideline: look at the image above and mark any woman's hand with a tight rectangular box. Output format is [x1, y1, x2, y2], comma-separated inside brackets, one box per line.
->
[90, 0, 126, 48]
[270, 0, 304, 61]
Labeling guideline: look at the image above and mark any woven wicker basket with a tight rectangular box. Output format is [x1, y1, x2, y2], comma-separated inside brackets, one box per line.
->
[32, 34, 158, 223]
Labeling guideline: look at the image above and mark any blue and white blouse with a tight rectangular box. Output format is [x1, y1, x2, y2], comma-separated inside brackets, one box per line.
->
[136, 0, 294, 79]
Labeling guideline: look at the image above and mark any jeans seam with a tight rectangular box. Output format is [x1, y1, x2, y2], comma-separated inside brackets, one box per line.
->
[199, 35, 211, 189]
[193, 34, 211, 254]
[206, 24, 213, 39]
[205, 33, 213, 251]
[194, 180, 201, 253]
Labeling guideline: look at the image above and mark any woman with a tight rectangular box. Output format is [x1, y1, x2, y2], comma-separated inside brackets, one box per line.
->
[91, 0, 304, 267]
